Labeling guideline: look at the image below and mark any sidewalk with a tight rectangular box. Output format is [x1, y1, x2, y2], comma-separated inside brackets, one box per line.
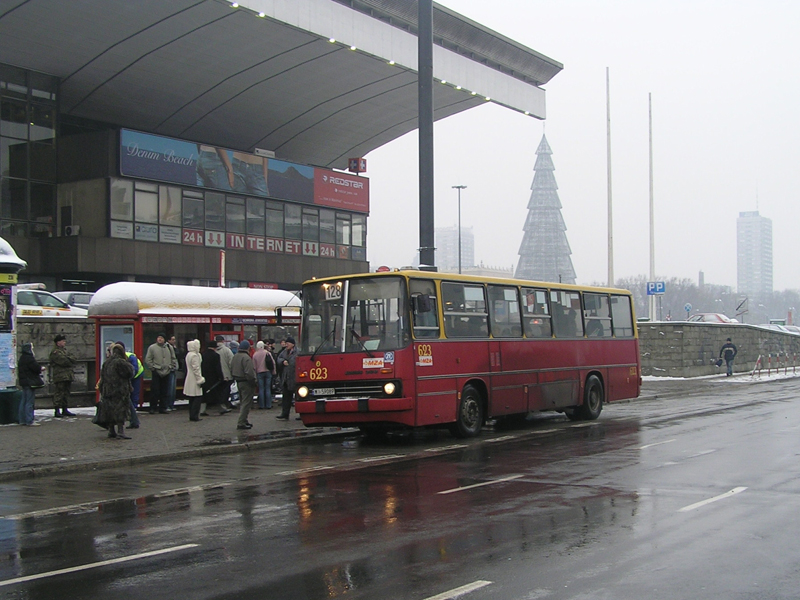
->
[0, 376, 774, 481]
[0, 400, 352, 481]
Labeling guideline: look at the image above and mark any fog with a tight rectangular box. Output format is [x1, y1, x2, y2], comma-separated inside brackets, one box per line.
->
[364, 1, 800, 291]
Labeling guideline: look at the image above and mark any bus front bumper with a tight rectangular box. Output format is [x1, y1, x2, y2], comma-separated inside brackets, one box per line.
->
[295, 396, 414, 414]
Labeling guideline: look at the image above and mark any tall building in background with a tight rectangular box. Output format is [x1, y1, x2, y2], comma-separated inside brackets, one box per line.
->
[737, 211, 772, 300]
[435, 226, 474, 273]
[515, 135, 576, 284]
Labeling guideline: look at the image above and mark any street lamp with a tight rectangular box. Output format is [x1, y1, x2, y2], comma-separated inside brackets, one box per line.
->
[452, 185, 467, 273]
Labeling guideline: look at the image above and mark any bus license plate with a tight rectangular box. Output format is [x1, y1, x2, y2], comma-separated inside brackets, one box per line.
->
[313, 388, 336, 396]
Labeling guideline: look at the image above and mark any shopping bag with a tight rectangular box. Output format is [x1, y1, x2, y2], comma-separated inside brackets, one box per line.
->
[229, 380, 240, 405]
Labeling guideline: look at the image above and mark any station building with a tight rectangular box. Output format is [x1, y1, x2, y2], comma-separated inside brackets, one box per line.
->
[0, 0, 561, 291]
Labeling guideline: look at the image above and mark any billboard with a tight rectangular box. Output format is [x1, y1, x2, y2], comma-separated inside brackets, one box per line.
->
[120, 130, 369, 213]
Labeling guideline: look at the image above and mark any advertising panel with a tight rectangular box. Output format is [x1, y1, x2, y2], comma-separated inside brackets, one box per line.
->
[120, 130, 368, 213]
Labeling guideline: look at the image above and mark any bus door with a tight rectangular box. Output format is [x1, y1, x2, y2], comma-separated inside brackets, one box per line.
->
[487, 285, 526, 416]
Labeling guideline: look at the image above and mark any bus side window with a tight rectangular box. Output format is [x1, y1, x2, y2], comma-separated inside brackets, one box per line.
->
[488, 285, 522, 337]
[521, 287, 552, 338]
[410, 279, 439, 338]
[550, 290, 584, 338]
[584, 293, 613, 338]
[610, 294, 634, 337]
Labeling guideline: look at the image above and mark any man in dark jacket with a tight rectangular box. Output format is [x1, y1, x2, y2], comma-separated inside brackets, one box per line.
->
[18, 342, 44, 426]
[276, 337, 297, 421]
[201, 340, 231, 416]
[231, 339, 256, 430]
[719, 338, 738, 376]
[49, 334, 76, 417]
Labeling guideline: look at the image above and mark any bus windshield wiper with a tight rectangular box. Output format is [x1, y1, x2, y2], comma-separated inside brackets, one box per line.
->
[350, 328, 374, 357]
[311, 327, 336, 361]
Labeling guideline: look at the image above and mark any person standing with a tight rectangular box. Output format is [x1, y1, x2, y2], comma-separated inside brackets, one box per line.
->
[145, 333, 177, 414]
[167, 335, 181, 411]
[99, 344, 135, 439]
[201, 340, 230, 416]
[183, 339, 205, 421]
[49, 334, 77, 418]
[253, 340, 276, 410]
[17, 342, 44, 426]
[231, 339, 256, 430]
[719, 338, 738, 377]
[215, 335, 234, 409]
[117, 341, 143, 429]
[276, 337, 296, 421]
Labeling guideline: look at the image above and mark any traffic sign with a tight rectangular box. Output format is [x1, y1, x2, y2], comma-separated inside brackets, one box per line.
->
[647, 281, 666, 295]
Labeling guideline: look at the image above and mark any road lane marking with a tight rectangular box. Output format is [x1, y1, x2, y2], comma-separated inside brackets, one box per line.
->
[485, 435, 518, 443]
[678, 487, 748, 512]
[357, 454, 406, 463]
[0, 544, 198, 588]
[437, 474, 524, 495]
[425, 444, 468, 452]
[153, 482, 232, 498]
[275, 465, 334, 476]
[532, 428, 559, 434]
[639, 439, 676, 449]
[423, 580, 492, 600]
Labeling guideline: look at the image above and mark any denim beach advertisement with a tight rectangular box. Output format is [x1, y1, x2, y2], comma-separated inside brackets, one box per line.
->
[120, 130, 369, 212]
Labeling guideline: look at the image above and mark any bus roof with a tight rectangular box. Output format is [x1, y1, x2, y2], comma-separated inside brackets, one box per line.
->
[88, 282, 301, 317]
[301, 270, 632, 296]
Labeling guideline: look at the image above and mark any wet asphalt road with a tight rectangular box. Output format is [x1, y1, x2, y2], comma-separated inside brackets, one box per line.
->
[1, 377, 800, 599]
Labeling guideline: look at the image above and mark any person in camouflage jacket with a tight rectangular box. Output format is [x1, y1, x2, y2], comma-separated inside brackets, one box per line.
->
[49, 334, 76, 417]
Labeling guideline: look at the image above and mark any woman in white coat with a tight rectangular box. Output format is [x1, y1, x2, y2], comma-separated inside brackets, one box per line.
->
[184, 339, 205, 421]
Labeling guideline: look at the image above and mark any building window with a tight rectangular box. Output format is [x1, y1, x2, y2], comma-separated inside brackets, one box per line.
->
[205, 191, 225, 231]
[246, 197, 265, 236]
[225, 195, 245, 234]
[336, 213, 351, 245]
[320, 209, 335, 243]
[134, 181, 158, 224]
[159, 186, 181, 226]
[285, 204, 301, 239]
[352, 214, 365, 247]
[182, 189, 203, 229]
[302, 207, 318, 241]
[110, 179, 133, 221]
[265, 200, 283, 238]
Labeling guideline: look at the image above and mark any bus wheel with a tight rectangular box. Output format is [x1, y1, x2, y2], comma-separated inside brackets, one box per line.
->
[576, 375, 604, 420]
[450, 384, 484, 438]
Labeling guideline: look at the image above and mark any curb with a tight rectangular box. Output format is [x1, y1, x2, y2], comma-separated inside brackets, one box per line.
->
[0, 426, 357, 483]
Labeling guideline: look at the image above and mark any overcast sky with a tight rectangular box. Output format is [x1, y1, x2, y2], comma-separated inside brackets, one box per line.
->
[363, 0, 800, 291]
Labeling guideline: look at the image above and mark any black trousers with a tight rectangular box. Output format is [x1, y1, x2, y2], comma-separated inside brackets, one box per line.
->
[188, 395, 203, 420]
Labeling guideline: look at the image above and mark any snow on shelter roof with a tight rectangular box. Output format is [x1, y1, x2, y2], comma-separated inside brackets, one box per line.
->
[88, 282, 300, 317]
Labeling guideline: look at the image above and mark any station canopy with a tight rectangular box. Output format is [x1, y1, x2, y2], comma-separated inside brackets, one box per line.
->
[0, 0, 562, 169]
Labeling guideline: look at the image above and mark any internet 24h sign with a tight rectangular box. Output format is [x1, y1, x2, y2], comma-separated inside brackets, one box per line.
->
[646, 281, 666, 295]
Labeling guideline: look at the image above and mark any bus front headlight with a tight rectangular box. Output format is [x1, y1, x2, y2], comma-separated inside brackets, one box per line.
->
[297, 386, 309, 399]
[383, 382, 396, 395]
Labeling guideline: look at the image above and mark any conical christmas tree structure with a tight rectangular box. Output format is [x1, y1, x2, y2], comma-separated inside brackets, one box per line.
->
[515, 134, 577, 284]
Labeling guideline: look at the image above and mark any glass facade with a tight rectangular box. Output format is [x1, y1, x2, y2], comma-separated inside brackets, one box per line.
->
[0, 64, 58, 238]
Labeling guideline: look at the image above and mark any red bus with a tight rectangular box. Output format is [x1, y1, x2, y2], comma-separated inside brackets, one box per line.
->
[295, 270, 640, 437]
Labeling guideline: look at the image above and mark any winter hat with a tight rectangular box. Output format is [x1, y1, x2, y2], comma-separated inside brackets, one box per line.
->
[54, 334, 66, 343]
[238, 339, 250, 352]
[215, 335, 225, 342]
[207, 340, 218, 348]
[256, 341, 265, 349]
[285, 337, 296, 345]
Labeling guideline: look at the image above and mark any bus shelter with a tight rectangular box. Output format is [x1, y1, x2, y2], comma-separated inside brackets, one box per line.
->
[89, 282, 301, 393]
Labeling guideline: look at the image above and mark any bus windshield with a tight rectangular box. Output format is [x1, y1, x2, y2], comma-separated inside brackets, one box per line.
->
[301, 276, 410, 355]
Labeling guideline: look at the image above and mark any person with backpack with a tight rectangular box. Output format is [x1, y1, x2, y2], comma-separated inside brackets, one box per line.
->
[719, 338, 738, 377]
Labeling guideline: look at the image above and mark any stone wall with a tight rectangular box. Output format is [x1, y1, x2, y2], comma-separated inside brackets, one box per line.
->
[16, 318, 97, 407]
[639, 322, 800, 377]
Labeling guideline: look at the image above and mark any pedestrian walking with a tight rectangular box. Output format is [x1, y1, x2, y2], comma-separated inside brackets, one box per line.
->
[231, 339, 256, 430]
[99, 344, 135, 439]
[145, 333, 177, 414]
[201, 340, 230, 416]
[167, 334, 181, 411]
[215, 335, 234, 409]
[719, 337, 738, 377]
[49, 334, 77, 417]
[276, 337, 296, 421]
[183, 339, 205, 421]
[17, 342, 44, 426]
[253, 340, 276, 409]
[116, 341, 143, 429]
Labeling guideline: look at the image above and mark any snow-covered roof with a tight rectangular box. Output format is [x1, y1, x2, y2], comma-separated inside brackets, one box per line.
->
[88, 282, 300, 317]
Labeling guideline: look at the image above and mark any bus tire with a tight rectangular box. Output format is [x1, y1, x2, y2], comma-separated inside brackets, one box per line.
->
[450, 384, 484, 438]
[576, 374, 604, 420]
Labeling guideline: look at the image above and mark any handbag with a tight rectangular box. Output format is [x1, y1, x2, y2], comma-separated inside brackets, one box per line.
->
[92, 401, 109, 429]
[715, 358, 723, 368]
[30, 375, 45, 389]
